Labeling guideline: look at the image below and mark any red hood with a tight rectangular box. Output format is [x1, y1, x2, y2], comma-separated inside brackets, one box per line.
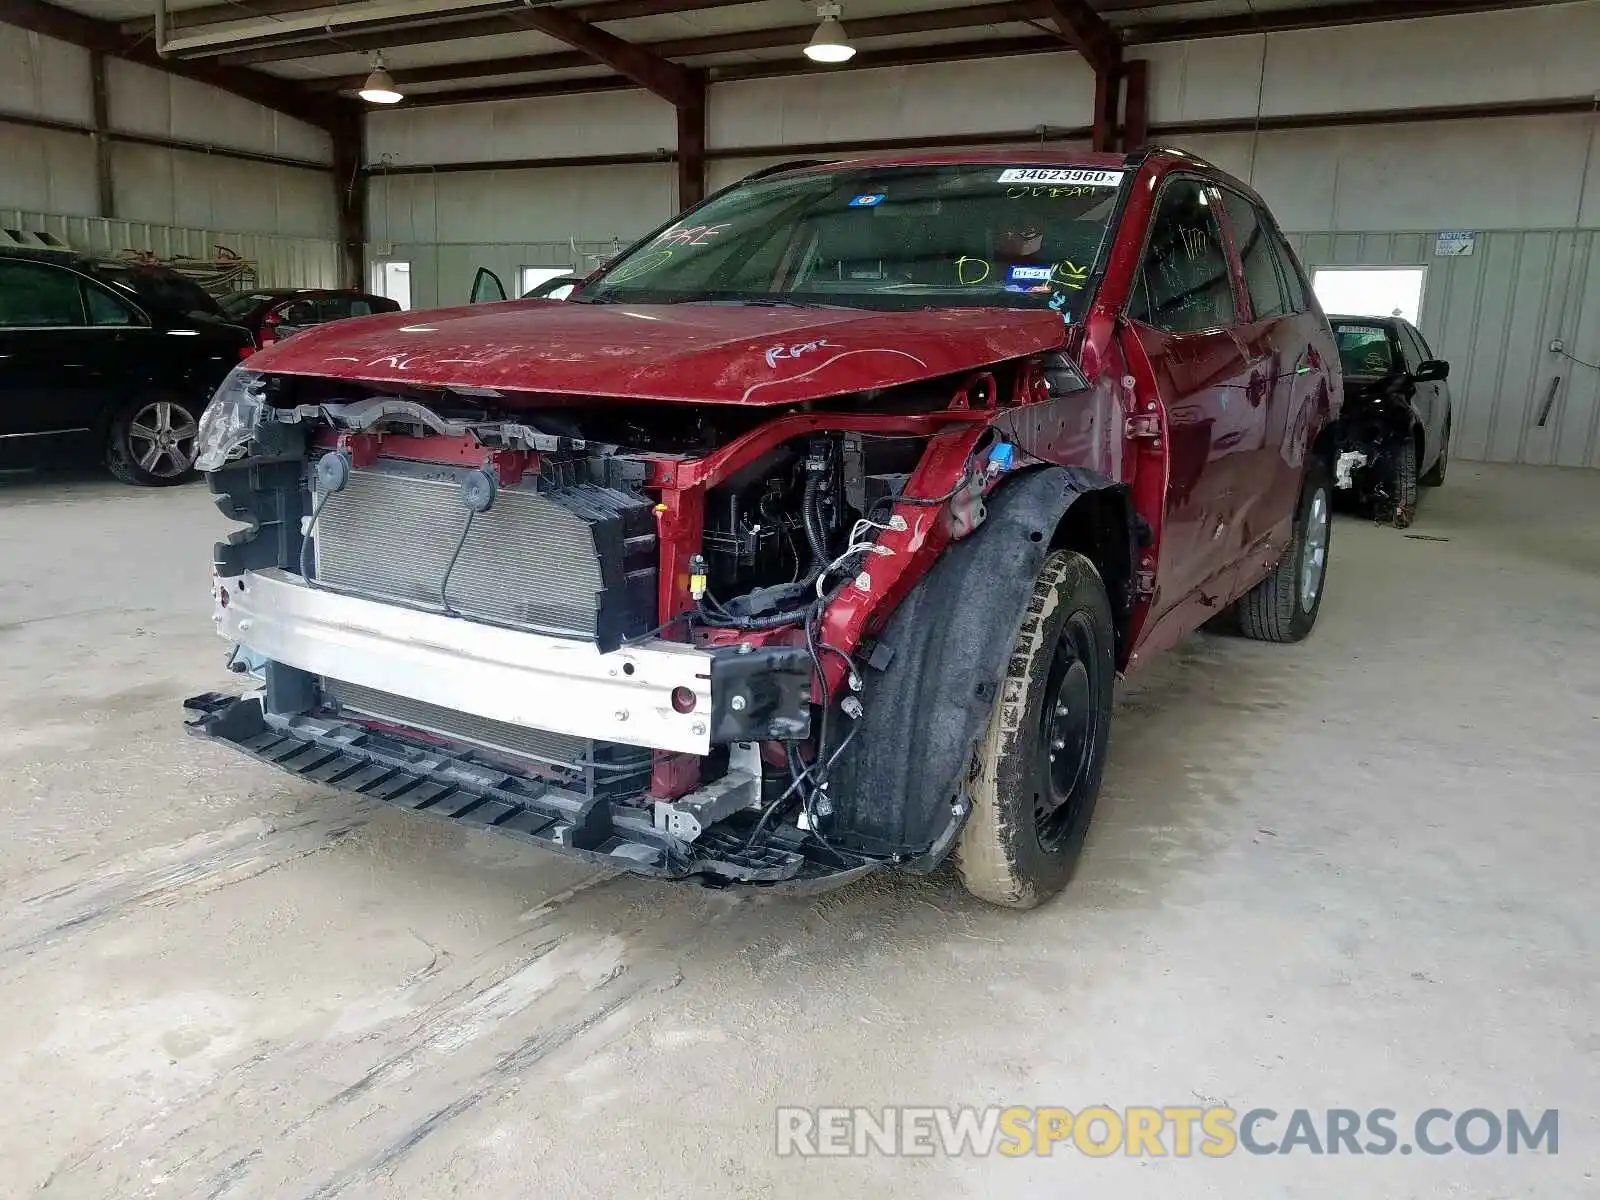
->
[248, 300, 1068, 406]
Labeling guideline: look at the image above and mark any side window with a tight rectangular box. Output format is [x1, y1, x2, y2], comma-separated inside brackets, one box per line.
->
[347, 298, 375, 317]
[1397, 323, 1429, 372]
[84, 282, 143, 327]
[0, 261, 88, 327]
[316, 297, 352, 321]
[1221, 192, 1286, 320]
[1127, 179, 1238, 334]
[1401, 322, 1435, 363]
[1263, 221, 1310, 312]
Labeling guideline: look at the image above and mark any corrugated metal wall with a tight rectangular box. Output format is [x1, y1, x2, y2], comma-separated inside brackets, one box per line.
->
[1291, 230, 1600, 469]
[0, 207, 340, 289]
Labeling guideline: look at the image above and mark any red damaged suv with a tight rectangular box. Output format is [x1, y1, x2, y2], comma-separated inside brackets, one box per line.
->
[186, 146, 1340, 909]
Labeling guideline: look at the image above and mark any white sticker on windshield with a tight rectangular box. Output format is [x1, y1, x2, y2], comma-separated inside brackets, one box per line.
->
[997, 168, 1123, 187]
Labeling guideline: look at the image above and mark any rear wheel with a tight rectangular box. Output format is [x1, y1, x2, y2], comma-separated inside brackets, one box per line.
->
[1420, 419, 1450, 487]
[1234, 459, 1332, 644]
[106, 396, 201, 486]
[956, 551, 1115, 909]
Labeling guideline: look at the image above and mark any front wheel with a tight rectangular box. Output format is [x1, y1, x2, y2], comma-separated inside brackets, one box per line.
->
[956, 551, 1115, 909]
[1382, 439, 1419, 527]
[106, 396, 202, 486]
[1233, 458, 1332, 644]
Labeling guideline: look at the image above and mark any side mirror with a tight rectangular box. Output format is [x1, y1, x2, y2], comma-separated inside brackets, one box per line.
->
[1413, 359, 1449, 382]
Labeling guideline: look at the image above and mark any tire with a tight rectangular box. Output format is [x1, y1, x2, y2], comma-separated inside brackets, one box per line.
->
[956, 551, 1115, 909]
[1420, 420, 1449, 487]
[106, 395, 202, 486]
[1383, 438, 1419, 527]
[1234, 459, 1332, 644]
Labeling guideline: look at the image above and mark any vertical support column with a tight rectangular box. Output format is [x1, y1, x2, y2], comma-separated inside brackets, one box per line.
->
[1091, 62, 1120, 153]
[1121, 59, 1149, 152]
[330, 105, 368, 290]
[89, 50, 114, 219]
[676, 73, 706, 213]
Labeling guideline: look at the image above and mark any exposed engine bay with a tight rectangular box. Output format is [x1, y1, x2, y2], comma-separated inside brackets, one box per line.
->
[187, 369, 1027, 888]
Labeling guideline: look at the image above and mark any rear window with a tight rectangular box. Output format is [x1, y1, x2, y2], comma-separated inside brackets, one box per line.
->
[99, 265, 223, 319]
[1334, 323, 1399, 378]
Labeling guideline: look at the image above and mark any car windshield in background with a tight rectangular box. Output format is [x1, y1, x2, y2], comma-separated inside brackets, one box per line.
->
[578, 163, 1128, 320]
[1334, 322, 1398, 379]
[220, 291, 275, 317]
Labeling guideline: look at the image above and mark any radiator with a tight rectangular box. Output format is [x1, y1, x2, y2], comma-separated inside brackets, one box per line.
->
[323, 678, 586, 766]
[312, 462, 656, 648]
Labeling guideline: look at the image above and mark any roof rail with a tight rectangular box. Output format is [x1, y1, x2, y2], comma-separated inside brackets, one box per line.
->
[738, 159, 833, 183]
[1122, 143, 1219, 170]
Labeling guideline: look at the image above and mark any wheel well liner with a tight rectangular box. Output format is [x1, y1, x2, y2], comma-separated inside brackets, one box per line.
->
[828, 466, 1135, 861]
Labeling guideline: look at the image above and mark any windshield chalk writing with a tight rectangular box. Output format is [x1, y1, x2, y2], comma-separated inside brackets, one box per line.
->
[656, 223, 729, 248]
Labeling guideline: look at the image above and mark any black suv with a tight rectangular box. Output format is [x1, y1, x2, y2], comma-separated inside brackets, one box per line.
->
[0, 248, 253, 485]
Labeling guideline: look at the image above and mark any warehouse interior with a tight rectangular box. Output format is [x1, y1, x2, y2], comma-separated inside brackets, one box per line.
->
[1, 0, 1597, 1193]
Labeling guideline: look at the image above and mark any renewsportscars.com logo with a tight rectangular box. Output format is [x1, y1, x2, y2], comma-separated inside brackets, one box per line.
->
[775, 1106, 1559, 1158]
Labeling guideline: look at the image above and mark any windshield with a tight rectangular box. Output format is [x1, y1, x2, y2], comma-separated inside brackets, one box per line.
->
[578, 163, 1127, 320]
[1333, 322, 1399, 379]
[220, 291, 275, 317]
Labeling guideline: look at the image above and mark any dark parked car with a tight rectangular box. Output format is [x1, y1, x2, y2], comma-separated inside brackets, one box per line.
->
[1328, 314, 1452, 526]
[467, 268, 585, 303]
[189, 147, 1342, 909]
[0, 248, 253, 485]
[522, 275, 583, 300]
[218, 289, 400, 352]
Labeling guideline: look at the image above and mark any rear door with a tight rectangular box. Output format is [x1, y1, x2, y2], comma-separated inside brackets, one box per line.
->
[1120, 176, 1254, 618]
[0, 259, 105, 446]
[1218, 190, 1298, 560]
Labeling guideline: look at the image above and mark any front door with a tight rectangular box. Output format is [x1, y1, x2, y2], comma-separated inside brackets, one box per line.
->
[1121, 177, 1253, 622]
[470, 268, 508, 303]
[1398, 321, 1445, 465]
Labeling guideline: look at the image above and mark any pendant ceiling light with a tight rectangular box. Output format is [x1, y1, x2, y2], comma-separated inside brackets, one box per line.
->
[359, 56, 403, 104]
[804, 2, 855, 63]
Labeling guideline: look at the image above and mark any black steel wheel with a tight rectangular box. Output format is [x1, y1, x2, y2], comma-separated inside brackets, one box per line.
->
[957, 550, 1115, 909]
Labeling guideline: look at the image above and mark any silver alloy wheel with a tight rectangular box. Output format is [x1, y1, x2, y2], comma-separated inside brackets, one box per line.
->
[1300, 487, 1330, 612]
[127, 400, 199, 478]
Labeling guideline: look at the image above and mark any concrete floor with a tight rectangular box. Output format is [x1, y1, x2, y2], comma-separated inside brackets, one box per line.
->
[0, 462, 1594, 1199]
